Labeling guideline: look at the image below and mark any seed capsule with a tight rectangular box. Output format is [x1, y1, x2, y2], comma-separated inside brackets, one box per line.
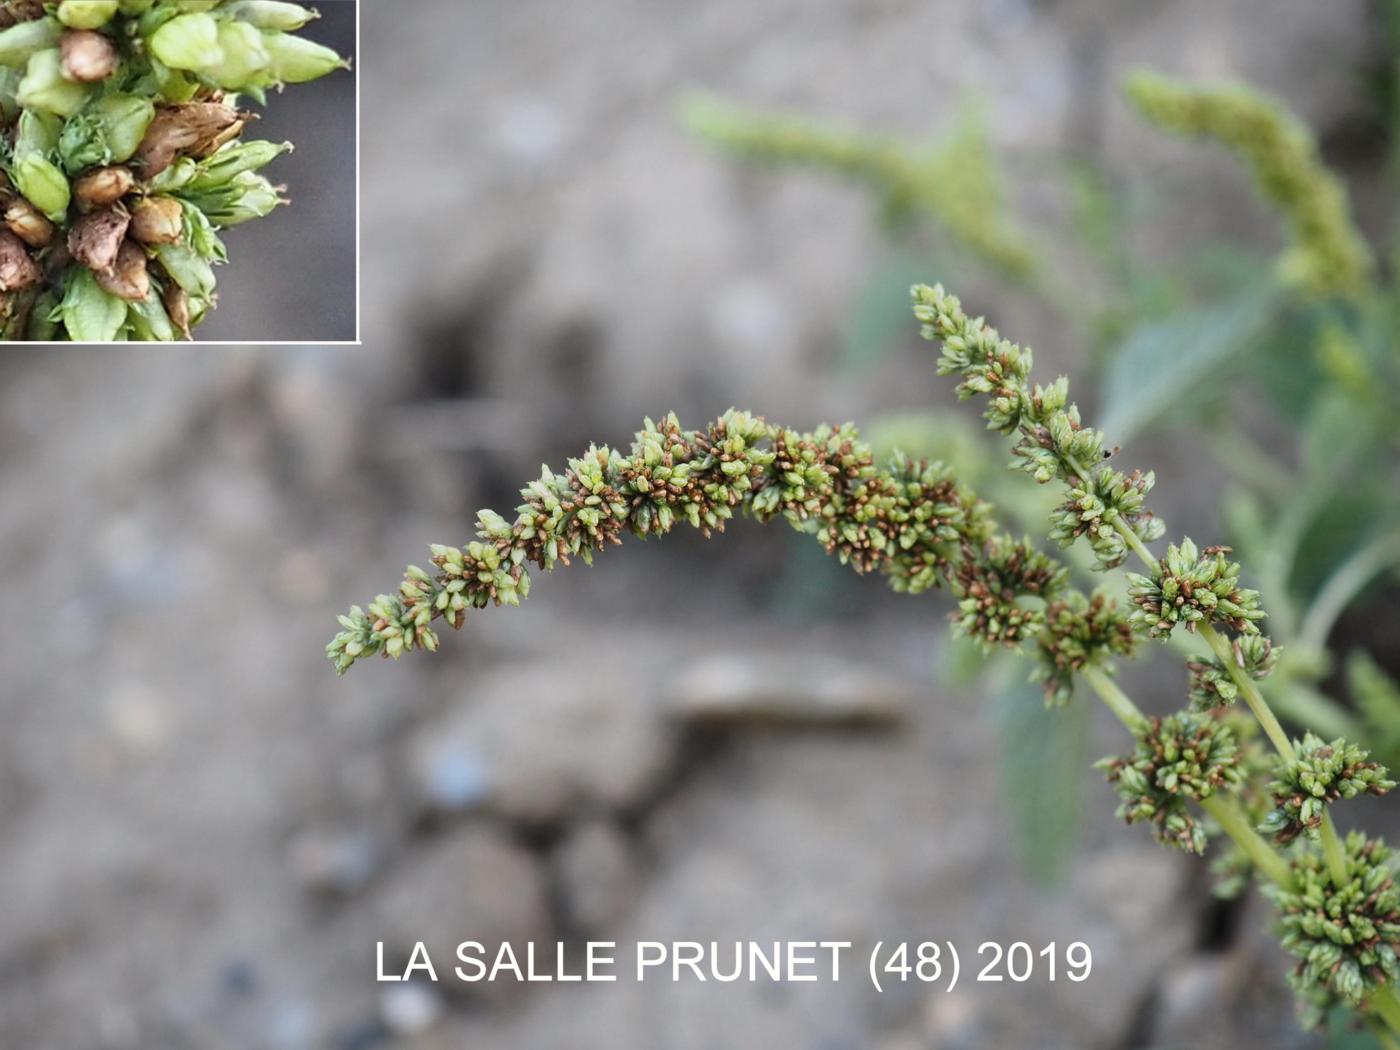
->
[74, 165, 135, 207]
[56, 1, 118, 30]
[0, 229, 41, 290]
[131, 195, 183, 244]
[149, 12, 222, 70]
[59, 27, 118, 81]
[263, 31, 348, 84]
[205, 19, 269, 90]
[135, 100, 241, 176]
[189, 139, 291, 188]
[17, 47, 92, 116]
[94, 92, 156, 163]
[161, 279, 191, 340]
[68, 203, 130, 273]
[95, 238, 149, 300]
[4, 197, 55, 247]
[227, 1, 319, 31]
[13, 152, 71, 221]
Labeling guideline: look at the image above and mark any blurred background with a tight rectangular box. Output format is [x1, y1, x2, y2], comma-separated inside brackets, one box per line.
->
[2, 0, 1399, 1047]
[197, 0, 356, 343]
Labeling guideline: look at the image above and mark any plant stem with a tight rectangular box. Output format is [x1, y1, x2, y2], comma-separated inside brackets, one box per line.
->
[1081, 667, 1296, 890]
[1200, 622, 1297, 762]
[1374, 985, 1400, 1039]
[1198, 794, 1295, 890]
[1081, 666, 1148, 733]
[1319, 812, 1350, 888]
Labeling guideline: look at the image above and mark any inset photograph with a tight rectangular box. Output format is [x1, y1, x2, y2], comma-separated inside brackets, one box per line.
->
[0, 0, 356, 343]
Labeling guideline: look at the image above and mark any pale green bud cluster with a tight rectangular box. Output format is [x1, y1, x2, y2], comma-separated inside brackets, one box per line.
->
[1125, 71, 1372, 299]
[1096, 712, 1245, 854]
[1266, 832, 1400, 1017]
[1260, 734, 1395, 845]
[681, 95, 1037, 280]
[1187, 634, 1278, 710]
[0, 0, 347, 341]
[1125, 539, 1265, 638]
[1032, 590, 1137, 706]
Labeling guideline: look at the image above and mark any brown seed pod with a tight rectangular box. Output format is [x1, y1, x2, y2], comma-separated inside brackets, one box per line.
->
[68, 204, 131, 274]
[130, 196, 183, 245]
[162, 280, 192, 341]
[60, 29, 119, 83]
[0, 229, 41, 291]
[4, 197, 54, 248]
[74, 166, 136, 209]
[134, 102, 242, 177]
[95, 239, 150, 301]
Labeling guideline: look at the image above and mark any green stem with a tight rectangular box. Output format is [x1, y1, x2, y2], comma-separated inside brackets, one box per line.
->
[1199, 623, 1297, 763]
[1081, 666, 1148, 733]
[1373, 985, 1400, 1039]
[1081, 668, 1296, 891]
[1198, 794, 1295, 891]
[1319, 812, 1350, 889]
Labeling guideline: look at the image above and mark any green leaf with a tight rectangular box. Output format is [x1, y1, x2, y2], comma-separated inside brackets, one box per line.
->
[59, 268, 127, 343]
[993, 676, 1086, 887]
[1099, 281, 1282, 442]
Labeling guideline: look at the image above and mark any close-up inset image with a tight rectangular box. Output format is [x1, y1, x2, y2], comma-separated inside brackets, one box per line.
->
[0, 0, 355, 343]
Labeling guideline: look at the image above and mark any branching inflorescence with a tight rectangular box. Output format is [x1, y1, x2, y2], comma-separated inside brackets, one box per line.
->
[329, 284, 1399, 1033]
[0, 0, 349, 341]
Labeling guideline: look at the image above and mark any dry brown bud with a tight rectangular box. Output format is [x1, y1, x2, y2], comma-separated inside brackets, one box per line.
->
[68, 204, 130, 273]
[60, 28, 119, 82]
[135, 102, 242, 177]
[0, 229, 41, 291]
[162, 280, 192, 341]
[4, 197, 54, 248]
[130, 195, 183, 245]
[95, 239, 150, 301]
[74, 165, 136, 208]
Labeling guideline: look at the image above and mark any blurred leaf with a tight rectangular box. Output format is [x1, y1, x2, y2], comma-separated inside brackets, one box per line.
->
[840, 249, 946, 371]
[1348, 651, 1400, 766]
[1099, 281, 1282, 442]
[993, 678, 1087, 887]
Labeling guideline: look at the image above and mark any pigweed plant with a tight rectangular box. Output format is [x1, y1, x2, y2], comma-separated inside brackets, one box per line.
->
[329, 278, 1400, 1036]
[0, 0, 349, 341]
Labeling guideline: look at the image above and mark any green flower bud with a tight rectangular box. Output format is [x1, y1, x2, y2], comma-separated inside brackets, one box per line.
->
[204, 171, 285, 225]
[118, 0, 157, 14]
[262, 30, 347, 84]
[154, 242, 216, 297]
[59, 266, 128, 342]
[13, 152, 72, 222]
[15, 107, 62, 157]
[228, 1, 320, 31]
[190, 139, 290, 188]
[128, 288, 175, 341]
[145, 156, 198, 193]
[0, 16, 61, 67]
[203, 19, 270, 90]
[17, 48, 93, 116]
[95, 92, 156, 162]
[57, 1, 120, 30]
[149, 12, 222, 71]
[176, 1, 223, 11]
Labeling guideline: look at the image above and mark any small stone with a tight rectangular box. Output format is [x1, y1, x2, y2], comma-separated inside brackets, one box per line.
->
[289, 828, 379, 897]
[667, 652, 909, 726]
[378, 982, 443, 1037]
[555, 820, 637, 933]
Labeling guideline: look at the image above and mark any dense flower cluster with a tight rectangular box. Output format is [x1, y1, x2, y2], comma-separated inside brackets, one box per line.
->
[912, 283, 1166, 570]
[1267, 833, 1400, 1017]
[0, 0, 348, 340]
[1125, 540, 1266, 639]
[950, 535, 1066, 651]
[1096, 713, 1245, 854]
[1032, 590, 1137, 706]
[1124, 71, 1372, 299]
[1187, 634, 1278, 710]
[1260, 734, 1395, 845]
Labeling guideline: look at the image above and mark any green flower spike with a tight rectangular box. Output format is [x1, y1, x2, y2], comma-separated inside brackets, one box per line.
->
[1125, 540, 1266, 639]
[1267, 833, 1400, 1019]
